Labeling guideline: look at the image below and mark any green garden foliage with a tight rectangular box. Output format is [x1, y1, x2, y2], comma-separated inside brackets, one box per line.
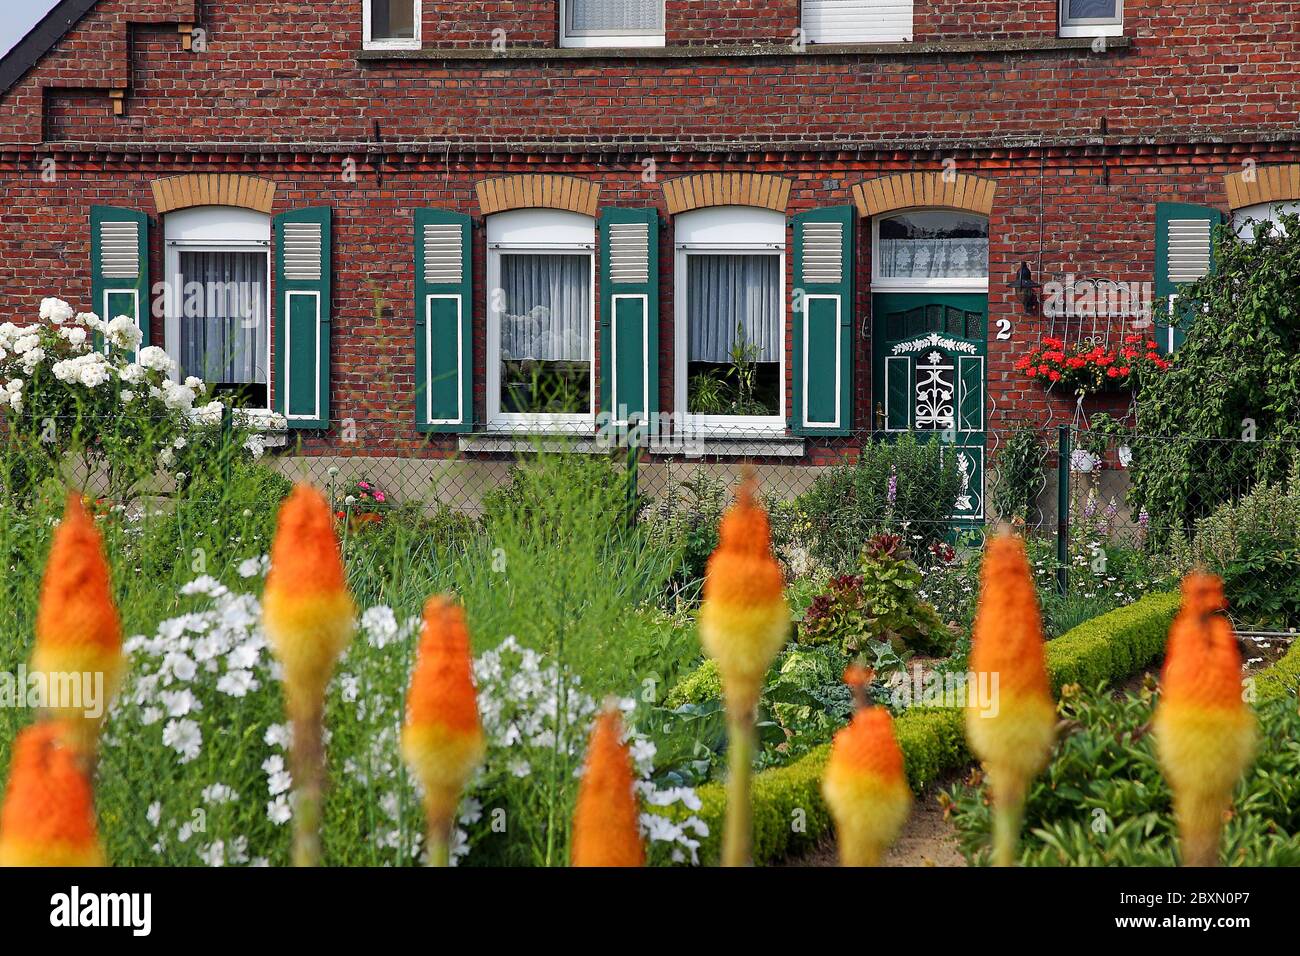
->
[796, 433, 961, 572]
[990, 426, 1047, 524]
[659, 590, 1183, 866]
[1169, 456, 1300, 628]
[948, 689, 1300, 866]
[1131, 212, 1300, 542]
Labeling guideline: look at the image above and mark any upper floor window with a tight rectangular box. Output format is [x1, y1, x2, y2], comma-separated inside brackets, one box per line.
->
[1059, 0, 1123, 38]
[561, 0, 666, 48]
[365, 0, 421, 50]
[872, 210, 989, 291]
[803, 0, 913, 44]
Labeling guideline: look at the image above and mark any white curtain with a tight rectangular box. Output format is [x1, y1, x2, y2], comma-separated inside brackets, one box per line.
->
[877, 238, 989, 279]
[500, 254, 591, 362]
[179, 251, 267, 384]
[1067, 0, 1118, 17]
[687, 254, 780, 364]
[569, 0, 663, 32]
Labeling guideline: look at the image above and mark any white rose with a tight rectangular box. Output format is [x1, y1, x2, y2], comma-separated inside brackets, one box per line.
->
[79, 363, 111, 388]
[184, 376, 203, 389]
[195, 400, 224, 426]
[173, 436, 188, 449]
[244, 434, 266, 460]
[162, 381, 196, 410]
[105, 315, 143, 351]
[6, 379, 22, 393]
[40, 298, 75, 325]
[12, 334, 38, 355]
[158, 447, 175, 467]
[120, 390, 135, 403]
[59, 326, 88, 349]
[119, 363, 144, 384]
[20, 348, 44, 374]
[138, 346, 174, 373]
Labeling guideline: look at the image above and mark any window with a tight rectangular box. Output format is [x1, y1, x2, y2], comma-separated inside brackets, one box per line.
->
[364, 0, 420, 50]
[802, 0, 913, 44]
[675, 207, 786, 432]
[1059, 0, 1122, 38]
[561, 0, 665, 48]
[164, 207, 271, 410]
[871, 210, 989, 291]
[486, 209, 596, 431]
[1232, 201, 1300, 239]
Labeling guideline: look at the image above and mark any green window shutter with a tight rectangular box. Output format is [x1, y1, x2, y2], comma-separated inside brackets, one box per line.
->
[792, 205, 854, 436]
[883, 355, 912, 431]
[90, 205, 149, 358]
[415, 209, 473, 433]
[274, 207, 332, 429]
[1154, 201, 1221, 354]
[599, 208, 659, 425]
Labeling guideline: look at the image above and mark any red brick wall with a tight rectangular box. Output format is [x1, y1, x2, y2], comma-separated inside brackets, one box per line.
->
[0, 0, 1297, 460]
[2, 2, 1297, 146]
[1, 144, 1291, 456]
[666, 0, 798, 45]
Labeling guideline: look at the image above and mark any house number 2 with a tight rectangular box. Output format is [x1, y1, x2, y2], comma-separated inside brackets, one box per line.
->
[995, 318, 1013, 340]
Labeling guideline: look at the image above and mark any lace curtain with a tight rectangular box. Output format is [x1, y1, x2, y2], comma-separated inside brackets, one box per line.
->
[179, 251, 268, 384]
[877, 238, 989, 280]
[499, 254, 592, 363]
[687, 254, 781, 364]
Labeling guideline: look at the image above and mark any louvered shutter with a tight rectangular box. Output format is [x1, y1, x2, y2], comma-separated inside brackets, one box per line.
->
[1154, 202, 1221, 354]
[90, 205, 149, 357]
[415, 209, 473, 433]
[599, 208, 659, 426]
[273, 207, 332, 429]
[792, 205, 855, 436]
[802, 0, 913, 43]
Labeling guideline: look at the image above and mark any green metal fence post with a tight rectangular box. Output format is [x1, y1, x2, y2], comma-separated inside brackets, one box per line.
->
[1057, 424, 1070, 596]
[625, 432, 639, 530]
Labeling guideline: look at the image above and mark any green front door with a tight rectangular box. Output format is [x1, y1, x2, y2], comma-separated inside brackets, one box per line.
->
[872, 292, 988, 524]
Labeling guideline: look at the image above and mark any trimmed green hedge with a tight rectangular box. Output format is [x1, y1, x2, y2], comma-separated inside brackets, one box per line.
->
[663, 590, 1183, 866]
[1257, 641, 1300, 703]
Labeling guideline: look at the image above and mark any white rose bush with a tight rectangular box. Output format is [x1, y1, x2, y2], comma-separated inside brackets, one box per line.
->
[0, 297, 251, 500]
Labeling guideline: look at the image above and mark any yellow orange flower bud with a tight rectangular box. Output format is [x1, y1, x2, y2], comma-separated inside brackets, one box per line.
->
[1154, 573, 1256, 867]
[401, 596, 485, 828]
[572, 708, 644, 867]
[965, 534, 1055, 866]
[698, 477, 789, 720]
[822, 707, 911, 866]
[0, 722, 104, 867]
[263, 483, 355, 721]
[31, 492, 124, 751]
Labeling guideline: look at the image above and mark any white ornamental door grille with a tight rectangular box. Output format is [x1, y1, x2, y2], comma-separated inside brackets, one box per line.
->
[914, 349, 955, 430]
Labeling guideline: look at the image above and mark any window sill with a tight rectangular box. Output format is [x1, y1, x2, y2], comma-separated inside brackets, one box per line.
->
[650, 435, 806, 459]
[356, 36, 1130, 64]
[458, 431, 605, 455]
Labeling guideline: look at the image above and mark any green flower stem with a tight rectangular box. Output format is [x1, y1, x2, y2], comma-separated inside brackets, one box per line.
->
[723, 709, 756, 868]
[290, 709, 325, 868]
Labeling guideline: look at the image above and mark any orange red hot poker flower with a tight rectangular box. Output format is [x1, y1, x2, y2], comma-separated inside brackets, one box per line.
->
[401, 596, 486, 832]
[572, 708, 645, 868]
[698, 477, 789, 720]
[31, 492, 124, 751]
[964, 533, 1056, 867]
[262, 483, 356, 721]
[822, 706, 911, 867]
[1154, 573, 1256, 867]
[0, 722, 105, 867]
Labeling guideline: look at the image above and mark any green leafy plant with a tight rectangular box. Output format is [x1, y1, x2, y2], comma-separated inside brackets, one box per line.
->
[799, 534, 952, 658]
[946, 687, 1300, 866]
[1131, 212, 1300, 544]
[1169, 454, 1300, 628]
[796, 432, 961, 572]
[991, 426, 1047, 525]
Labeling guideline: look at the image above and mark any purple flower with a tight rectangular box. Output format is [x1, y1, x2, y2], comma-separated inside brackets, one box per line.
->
[887, 466, 898, 506]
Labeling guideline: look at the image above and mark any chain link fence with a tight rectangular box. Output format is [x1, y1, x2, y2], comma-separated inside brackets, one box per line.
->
[3, 413, 1298, 633]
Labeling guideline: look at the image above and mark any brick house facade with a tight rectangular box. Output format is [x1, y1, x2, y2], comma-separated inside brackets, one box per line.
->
[0, 1, 1297, 516]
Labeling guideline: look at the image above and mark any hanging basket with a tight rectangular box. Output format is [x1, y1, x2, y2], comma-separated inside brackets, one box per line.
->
[1117, 444, 1134, 467]
[1070, 449, 1100, 473]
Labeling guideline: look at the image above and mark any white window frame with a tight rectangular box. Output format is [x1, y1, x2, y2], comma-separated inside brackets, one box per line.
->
[163, 206, 272, 415]
[560, 0, 666, 49]
[1059, 0, 1123, 38]
[870, 209, 990, 293]
[1232, 200, 1300, 240]
[674, 206, 787, 436]
[486, 209, 597, 433]
[363, 0, 422, 51]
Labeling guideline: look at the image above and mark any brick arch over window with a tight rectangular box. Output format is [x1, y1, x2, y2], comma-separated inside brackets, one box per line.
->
[151, 174, 277, 215]
[661, 173, 793, 215]
[852, 172, 997, 217]
[1224, 164, 1300, 211]
[475, 175, 601, 217]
